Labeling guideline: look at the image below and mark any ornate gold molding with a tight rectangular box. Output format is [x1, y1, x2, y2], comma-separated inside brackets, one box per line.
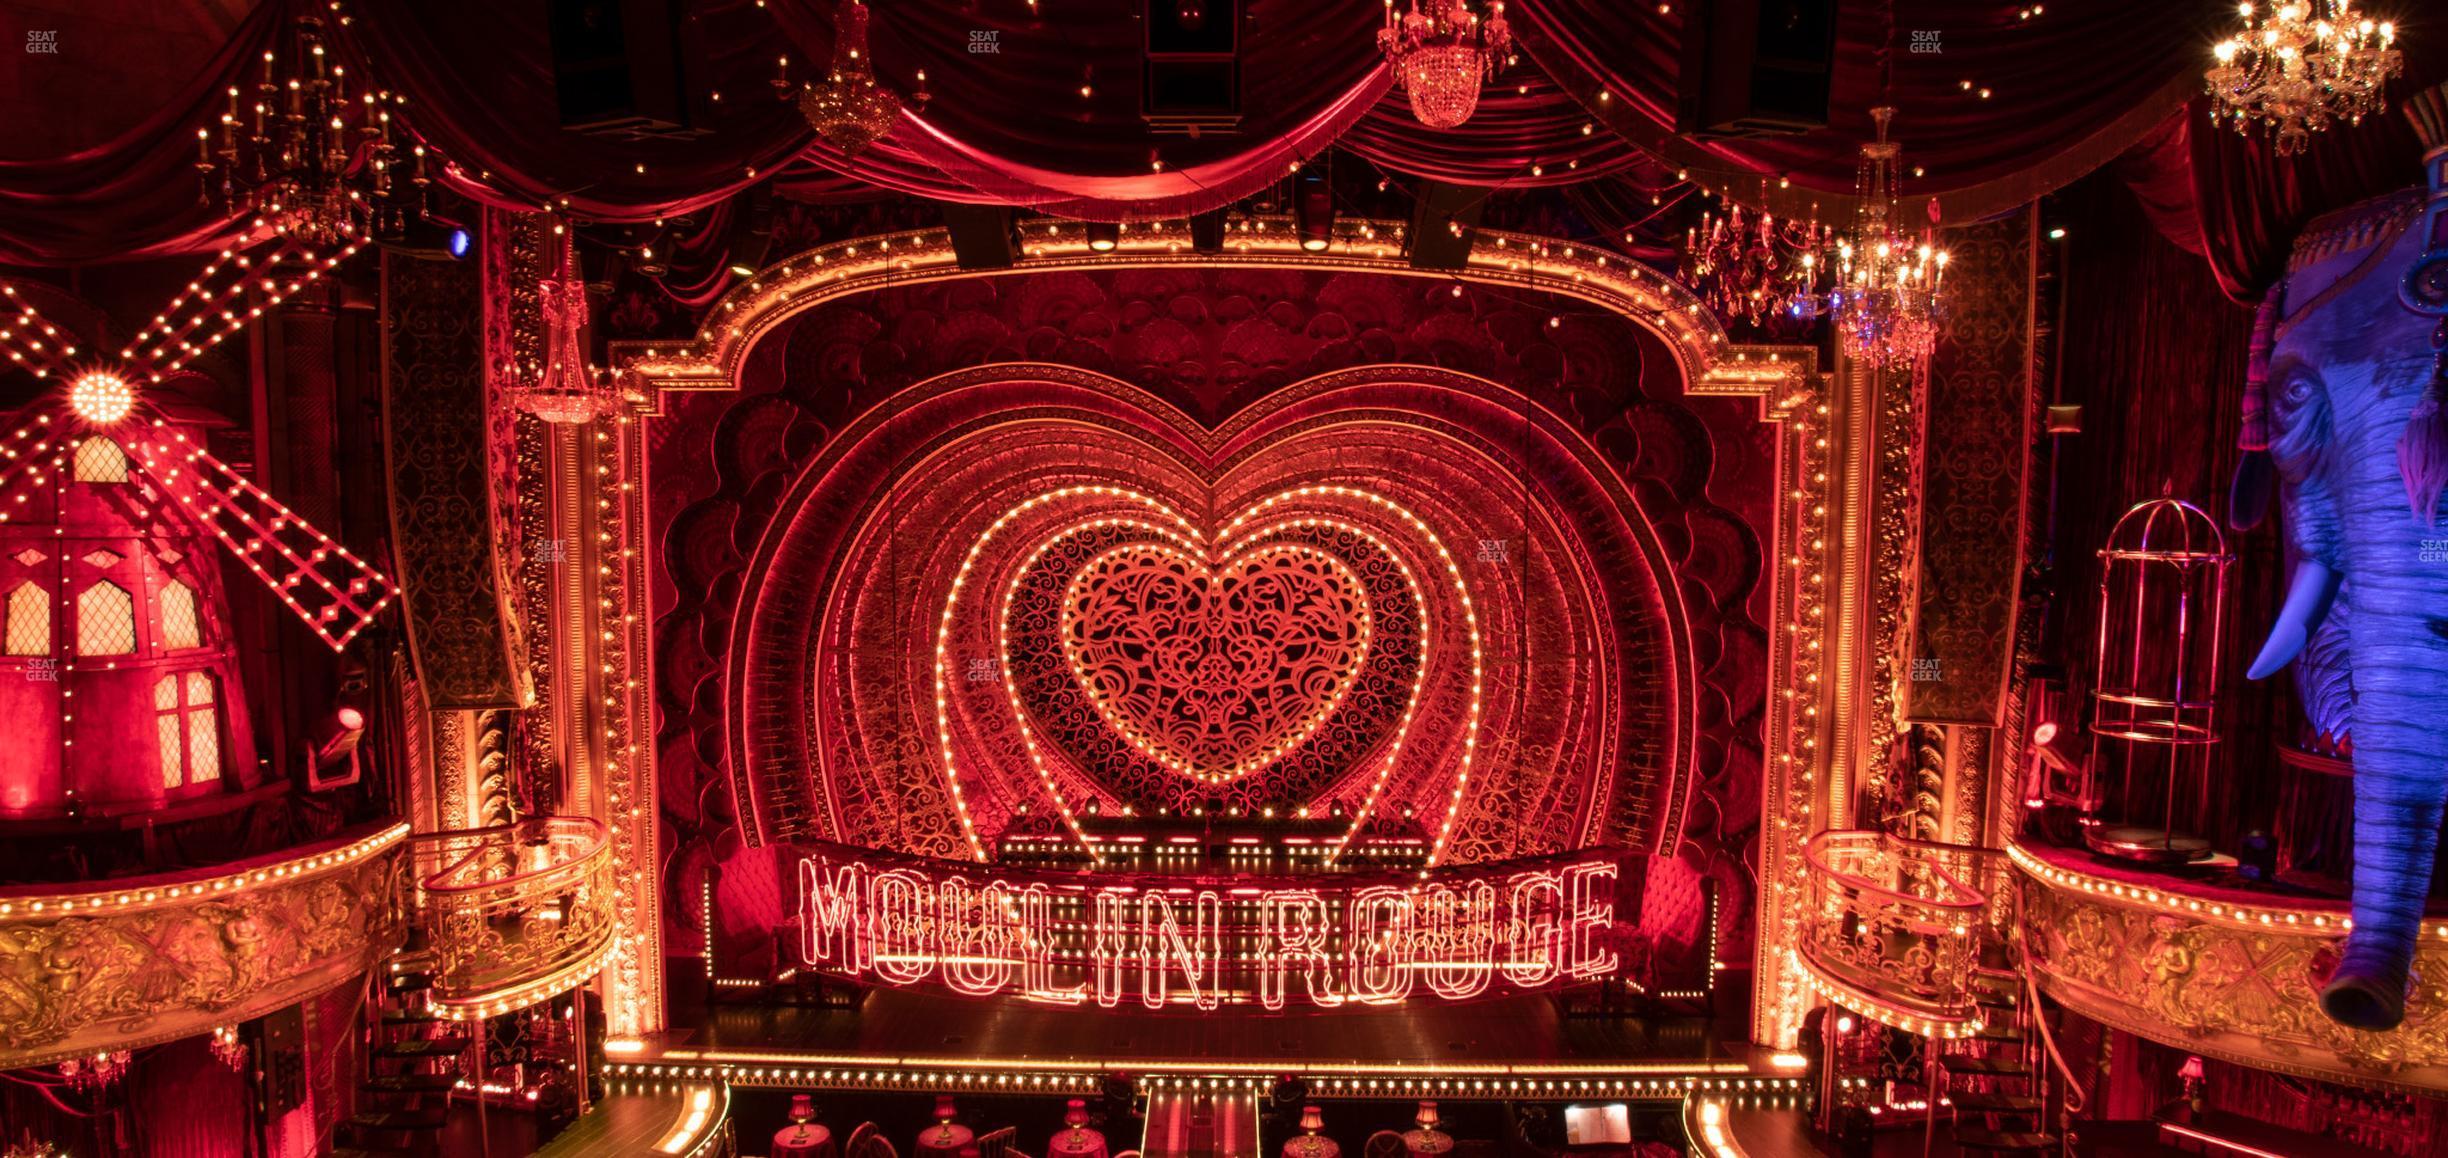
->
[2013, 841, 2448, 1094]
[0, 824, 408, 1069]
[1795, 830, 1989, 1039]
[608, 219, 1853, 1048]
[412, 818, 617, 1019]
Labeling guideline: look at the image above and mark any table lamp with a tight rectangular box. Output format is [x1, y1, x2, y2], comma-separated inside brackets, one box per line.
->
[791, 1094, 816, 1125]
[1414, 1102, 1439, 1133]
[1296, 1105, 1326, 1156]
[935, 1094, 960, 1145]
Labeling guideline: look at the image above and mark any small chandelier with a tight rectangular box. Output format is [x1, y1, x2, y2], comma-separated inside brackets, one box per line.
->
[209, 1025, 249, 1071]
[1378, 1, 1512, 130]
[2208, 1, 2400, 155]
[196, 14, 418, 246]
[514, 227, 618, 425]
[56, 1050, 131, 1093]
[798, 0, 901, 153]
[1683, 204, 1830, 326]
[1826, 108, 1946, 369]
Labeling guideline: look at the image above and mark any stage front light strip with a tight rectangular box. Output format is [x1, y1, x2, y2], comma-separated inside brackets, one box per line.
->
[2007, 839, 2448, 938]
[607, 1055, 1804, 1104]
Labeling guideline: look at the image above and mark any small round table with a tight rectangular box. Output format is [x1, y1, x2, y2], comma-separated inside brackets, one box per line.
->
[1402, 1130, 1453, 1158]
[773, 1123, 835, 1158]
[1049, 1127, 1109, 1158]
[915, 1124, 975, 1158]
[1282, 1137, 1341, 1158]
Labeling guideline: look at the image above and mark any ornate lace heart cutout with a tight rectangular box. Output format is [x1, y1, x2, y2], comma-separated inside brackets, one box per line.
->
[1059, 541, 1372, 784]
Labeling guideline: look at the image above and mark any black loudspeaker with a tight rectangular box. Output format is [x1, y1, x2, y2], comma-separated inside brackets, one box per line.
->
[550, 0, 696, 137]
[1189, 208, 1227, 254]
[1407, 181, 1487, 272]
[1676, 0, 1838, 136]
[941, 203, 1020, 270]
[256, 1004, 307, 1116]
[1143, 0, 1240, 133]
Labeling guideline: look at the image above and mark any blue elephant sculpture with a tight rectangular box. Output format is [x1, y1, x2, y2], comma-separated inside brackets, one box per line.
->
[2242, 138, 2448, 1030]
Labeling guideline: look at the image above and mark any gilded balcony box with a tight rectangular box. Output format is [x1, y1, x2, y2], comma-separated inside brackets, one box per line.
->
[0, 822, 407, 1069]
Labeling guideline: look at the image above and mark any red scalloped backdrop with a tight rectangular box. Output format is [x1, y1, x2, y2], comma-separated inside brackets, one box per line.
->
[645, 267, 1776, 978]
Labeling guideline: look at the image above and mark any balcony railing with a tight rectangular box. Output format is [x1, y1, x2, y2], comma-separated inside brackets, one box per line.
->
[410, 817, 616, 1018]
[1795, 830, 1991, 1038]
[0, 822, 408, 1068]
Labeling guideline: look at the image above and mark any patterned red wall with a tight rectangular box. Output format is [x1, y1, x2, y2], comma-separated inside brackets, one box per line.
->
[643, 267, 1776, 977]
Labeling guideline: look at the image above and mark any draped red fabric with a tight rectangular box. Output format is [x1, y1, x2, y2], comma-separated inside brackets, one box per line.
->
[2112, 113, 2206, 258]
[767, 0, 1389, 178]
[2184, 95, 2433, 302]
[1342, 71, 1656, 188]
[0, 0, 2402, 278]
[0, 0, 286, 265]
[780, 74, 1391, 221]
[1509, 0, 2208, 197]
[338, 0, 812, 223]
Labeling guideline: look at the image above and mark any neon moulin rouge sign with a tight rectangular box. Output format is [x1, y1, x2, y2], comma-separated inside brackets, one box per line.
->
[793, 848, 1622, 1009]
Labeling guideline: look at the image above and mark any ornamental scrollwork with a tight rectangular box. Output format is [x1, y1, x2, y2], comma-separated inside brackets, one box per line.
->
[0, 826, 407, 1069]
[412, 817, 617, 1012]
[2017, 845, 2448, 1092]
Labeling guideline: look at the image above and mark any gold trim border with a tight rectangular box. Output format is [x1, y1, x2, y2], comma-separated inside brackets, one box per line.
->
[605, 219, 1854, 1047]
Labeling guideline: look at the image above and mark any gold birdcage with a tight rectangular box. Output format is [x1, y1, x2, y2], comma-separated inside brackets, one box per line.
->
[2084, 495, 2232, 863]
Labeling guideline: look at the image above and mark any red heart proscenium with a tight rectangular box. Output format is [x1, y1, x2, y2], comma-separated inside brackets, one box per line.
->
[1059, 541, 1372, 785]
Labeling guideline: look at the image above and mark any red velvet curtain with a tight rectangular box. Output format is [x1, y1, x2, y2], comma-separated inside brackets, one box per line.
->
[340, 0, 811, 222]
[0, 0, 2412, 284]
[2185, 98, 2434, 302]
[1342, 70, 1657, 187]
[1508, 0, 2210, 196]
[0, 0, 287, 265]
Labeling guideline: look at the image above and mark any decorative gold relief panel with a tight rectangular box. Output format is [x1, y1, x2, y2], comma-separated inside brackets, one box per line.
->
[2014, 842, 2448, 1094]
[0, 824, 408, 1069]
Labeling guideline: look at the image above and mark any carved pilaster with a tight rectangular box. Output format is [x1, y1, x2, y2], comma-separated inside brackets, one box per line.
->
[381, 244, 531, 708]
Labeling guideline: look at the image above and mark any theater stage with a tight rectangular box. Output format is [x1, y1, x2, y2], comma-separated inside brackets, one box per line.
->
[613, 988, 1804, 1102]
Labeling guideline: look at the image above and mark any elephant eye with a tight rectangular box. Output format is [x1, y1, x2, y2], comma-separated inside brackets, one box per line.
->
[2279, 373, 2319, 407]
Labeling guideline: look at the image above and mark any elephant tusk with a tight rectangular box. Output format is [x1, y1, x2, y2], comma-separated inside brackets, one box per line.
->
[2247, 558, 2343, 679]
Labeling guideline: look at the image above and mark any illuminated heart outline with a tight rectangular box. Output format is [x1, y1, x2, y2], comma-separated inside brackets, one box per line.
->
[1056, 540, 1373, 786]
[935, 485, 1478, 869]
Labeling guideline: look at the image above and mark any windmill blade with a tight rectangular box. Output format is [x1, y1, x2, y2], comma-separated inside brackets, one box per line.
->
[0, 411, 66, 524]
[124, 421, 396, 651]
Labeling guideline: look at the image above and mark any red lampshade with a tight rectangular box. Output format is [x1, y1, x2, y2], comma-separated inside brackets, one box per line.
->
[1414, 1101, 1439, 1131]
[1300, 1105, 1324, 1134]
[936, 1094, 959, 1123]
[1065, 1097, 1090, 1129]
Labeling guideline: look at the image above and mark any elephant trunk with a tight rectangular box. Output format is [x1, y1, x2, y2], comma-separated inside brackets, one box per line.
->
[2323, 611, 2448, 1030]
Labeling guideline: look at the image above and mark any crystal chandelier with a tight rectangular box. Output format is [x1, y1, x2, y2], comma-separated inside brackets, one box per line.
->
[515, 228, 618, 425]
[196, 13, 417, 246]
[2208, 1, 2400, 155]
[209, 1025, 249, 1071]
[798, 0, 901, 153]
[1378, 1, 1512, 130]
[56, 1050, 130, 1093]
[1826, 108, 1946, 369]
[1683, 204, 1830, 326]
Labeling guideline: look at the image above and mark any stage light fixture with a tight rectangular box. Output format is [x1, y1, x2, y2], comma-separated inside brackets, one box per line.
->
[379, 212, 473, 260]
[1086, 221, 1121, 252]
[68, 369, 136, 425]
[1294, 165, 1333, 252]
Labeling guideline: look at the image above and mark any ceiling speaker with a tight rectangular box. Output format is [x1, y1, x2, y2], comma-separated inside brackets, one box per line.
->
[1676, 0, 1837, 136]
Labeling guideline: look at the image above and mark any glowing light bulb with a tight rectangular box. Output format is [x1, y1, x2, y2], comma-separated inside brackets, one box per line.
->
[68, 370, 136, 424]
